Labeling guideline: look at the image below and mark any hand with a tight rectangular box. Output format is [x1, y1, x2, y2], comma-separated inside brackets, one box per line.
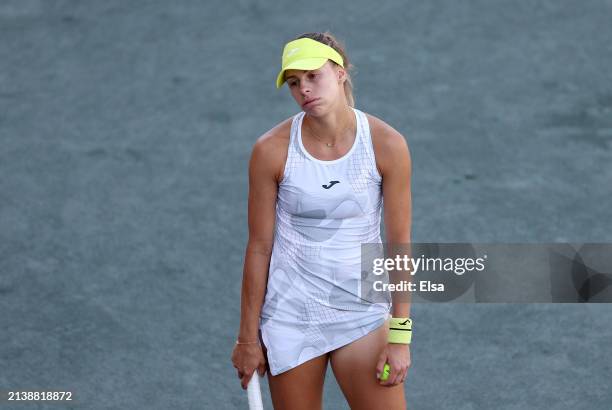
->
[376, 343, 411, 386]
[231, 342, 267, 390]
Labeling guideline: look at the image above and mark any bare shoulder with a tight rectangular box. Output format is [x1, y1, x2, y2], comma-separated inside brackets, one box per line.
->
[363, 112, 410, 176]
[250, 116, 294, 183]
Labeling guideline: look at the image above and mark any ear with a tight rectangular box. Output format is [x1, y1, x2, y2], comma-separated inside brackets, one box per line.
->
[337, 67, 346, 83]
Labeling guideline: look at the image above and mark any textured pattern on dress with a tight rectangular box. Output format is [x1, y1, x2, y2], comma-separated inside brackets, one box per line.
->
[259, 107, 392, 376]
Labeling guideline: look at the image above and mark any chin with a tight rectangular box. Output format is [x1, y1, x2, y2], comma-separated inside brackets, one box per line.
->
[303, 102, 324, 113]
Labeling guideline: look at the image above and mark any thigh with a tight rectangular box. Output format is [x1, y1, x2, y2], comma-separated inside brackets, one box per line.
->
[329, 319, 407, 410]
[261, 341, 330, 410]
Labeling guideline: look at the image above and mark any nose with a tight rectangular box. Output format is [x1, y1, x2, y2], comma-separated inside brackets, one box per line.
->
[299, 81, 311, 95]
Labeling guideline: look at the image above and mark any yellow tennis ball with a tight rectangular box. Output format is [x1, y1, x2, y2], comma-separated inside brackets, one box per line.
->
[380, 363, 390, 381]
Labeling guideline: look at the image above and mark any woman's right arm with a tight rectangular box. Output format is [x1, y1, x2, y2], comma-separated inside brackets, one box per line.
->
[237, 134, 281, 343]
[232, 131, 284, 388]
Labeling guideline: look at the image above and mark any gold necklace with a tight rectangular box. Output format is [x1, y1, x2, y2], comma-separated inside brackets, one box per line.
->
[305, 112, 352, 148]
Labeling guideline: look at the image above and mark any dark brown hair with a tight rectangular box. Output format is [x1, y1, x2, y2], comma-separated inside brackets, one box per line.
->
[292, 31, 356, 107]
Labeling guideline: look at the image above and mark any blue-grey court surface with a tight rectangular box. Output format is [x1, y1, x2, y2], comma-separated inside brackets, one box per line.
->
[1, 1, 612, 409]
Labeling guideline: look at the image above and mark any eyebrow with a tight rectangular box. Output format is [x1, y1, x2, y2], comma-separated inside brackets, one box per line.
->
[285, 70, 319, 80]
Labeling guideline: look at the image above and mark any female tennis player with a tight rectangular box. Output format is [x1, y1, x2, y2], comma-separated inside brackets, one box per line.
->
[231, 31, 413, 410]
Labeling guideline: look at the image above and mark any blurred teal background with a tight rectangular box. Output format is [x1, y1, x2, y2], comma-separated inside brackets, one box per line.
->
[1, 0, 611, 408]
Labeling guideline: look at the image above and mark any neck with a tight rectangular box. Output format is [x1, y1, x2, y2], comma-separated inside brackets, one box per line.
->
[305, 104, 354, 145]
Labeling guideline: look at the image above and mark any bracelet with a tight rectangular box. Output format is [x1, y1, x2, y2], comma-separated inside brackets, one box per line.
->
[235, 339, 260, 345]
[388, 317, 412, 344]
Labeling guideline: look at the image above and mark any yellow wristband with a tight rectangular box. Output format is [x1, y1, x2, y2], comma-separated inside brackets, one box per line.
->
[388, 317, 412, 344]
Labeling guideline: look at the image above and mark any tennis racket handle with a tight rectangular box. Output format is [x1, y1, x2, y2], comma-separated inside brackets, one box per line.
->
[247, 373, 264, 410]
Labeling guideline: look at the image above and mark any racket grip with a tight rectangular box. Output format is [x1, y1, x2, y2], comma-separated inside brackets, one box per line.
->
[247, 373, 264, 410]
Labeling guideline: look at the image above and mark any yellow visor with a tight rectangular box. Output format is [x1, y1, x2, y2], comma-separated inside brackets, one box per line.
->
[276, 37, 344, 88]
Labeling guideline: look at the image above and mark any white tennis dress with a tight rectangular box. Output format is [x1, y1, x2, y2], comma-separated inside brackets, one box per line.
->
[259, 106, 392, 376]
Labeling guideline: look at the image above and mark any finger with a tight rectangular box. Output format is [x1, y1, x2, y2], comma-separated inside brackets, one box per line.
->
[238, 368, 246, 386]
[390, 371, 402, 386]
[241, 369, 254, 390]
[258, 364, 266, 377]
[393, 368, 407, 385]
[396, 367, 409, 385]
[391, 368, 402, 385]
[375, 354, 387, 378]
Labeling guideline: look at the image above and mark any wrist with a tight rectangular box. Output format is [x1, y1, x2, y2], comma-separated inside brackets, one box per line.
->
[236, 331, 261, 345]
[387, 317, 412, 344]
[237, 333, 259, 342]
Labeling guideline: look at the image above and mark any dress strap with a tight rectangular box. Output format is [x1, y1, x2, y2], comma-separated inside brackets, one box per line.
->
[281, 112, 306, 183]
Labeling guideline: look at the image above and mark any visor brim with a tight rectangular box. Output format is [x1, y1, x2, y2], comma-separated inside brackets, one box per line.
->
[275, 57, 329, 88]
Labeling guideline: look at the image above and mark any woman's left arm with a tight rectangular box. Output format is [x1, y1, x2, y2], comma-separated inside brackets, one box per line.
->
[379, 125, 412, 318]
[375, 123, 413, 386]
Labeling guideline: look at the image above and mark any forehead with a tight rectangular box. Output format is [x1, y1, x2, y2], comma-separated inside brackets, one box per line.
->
[285, 62, 332, 79]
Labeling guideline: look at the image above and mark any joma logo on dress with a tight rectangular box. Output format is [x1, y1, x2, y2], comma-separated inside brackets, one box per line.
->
[322, 181, 340, 189]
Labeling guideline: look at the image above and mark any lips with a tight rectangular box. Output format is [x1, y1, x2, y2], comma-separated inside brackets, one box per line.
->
[303, 98, 319, 108]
